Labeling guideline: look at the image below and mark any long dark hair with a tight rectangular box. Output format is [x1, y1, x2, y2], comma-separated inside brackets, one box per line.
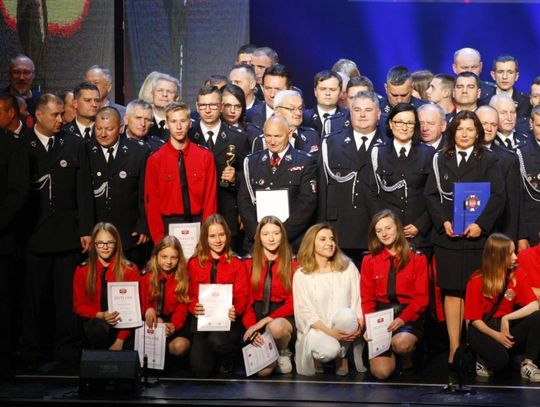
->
[367, 209, 410, 270]
[221, 83, 247, 129]
[442, 110, 486, 159]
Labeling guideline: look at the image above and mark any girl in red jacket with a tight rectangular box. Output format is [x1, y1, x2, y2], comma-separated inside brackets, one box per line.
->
[188, 214, 249, 377]
[140, 236, 191, 360]
[242, 216, 297, 376]
[73, 222, 139, 351]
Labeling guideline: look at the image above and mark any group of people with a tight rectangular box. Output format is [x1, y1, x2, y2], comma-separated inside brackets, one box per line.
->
[2, 43, 540, 383]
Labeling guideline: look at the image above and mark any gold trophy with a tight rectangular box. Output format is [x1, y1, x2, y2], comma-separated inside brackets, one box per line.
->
[220, 145, 236, 187]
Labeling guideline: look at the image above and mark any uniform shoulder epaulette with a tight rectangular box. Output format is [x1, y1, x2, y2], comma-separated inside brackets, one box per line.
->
[408, 244, 424, 256]
[126, 137, 145, 147]
[79, 260, 88, 266]
[123, 259, 134, 268]
[139, 267, 150, 276]
[247, 122, 262, 131]
[226, 124, 243, 134]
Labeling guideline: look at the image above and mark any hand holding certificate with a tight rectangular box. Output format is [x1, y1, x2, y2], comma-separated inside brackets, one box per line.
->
[242, 331, 279, 376]
[134, 323, 166, 370]
[197, 284, 233, 331]
[365, 308, 394, 359]
[107, 281, 143, 329]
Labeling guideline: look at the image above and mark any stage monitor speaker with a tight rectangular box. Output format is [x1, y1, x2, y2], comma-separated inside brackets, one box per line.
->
[79, 349, 141, 400]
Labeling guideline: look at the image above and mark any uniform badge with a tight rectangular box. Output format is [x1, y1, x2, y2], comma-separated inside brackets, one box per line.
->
[221, 131, 226, 139]
[284, 154, 292, 162]
[301, 134, 306, 142]
[193, 132, 200, 140]
[91, 146, 98, 153]
[310, 180, 317, 193]
[443, 173, 449, 181]
[262, 155, 268, 162]
[258, 179, 265, 185]
[344, 120, 350, 127]
[271, 166, 277, 174]
[30, 140, 37, 148]
[97, 171, 102, 177]
[119, 171, 127, 179]
[344, 137, 351, 144]
[60, 160, 68, 168]
[58, 138, 64, 146]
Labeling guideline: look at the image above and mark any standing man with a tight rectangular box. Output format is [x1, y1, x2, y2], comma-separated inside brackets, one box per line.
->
[85, 65, 126, 120]
[149, 73, 180, 141]
[145, 101, 217, 244]
[21, 94, 94, 369]
[452, 47, 495, 101]
[229, 64, 261, 110]
[426, 74, 456, 122]
[3, 55, 41, 118]
[122, 99, 165, 152]
[63, 82, 100, 141]
[88, 107, 150, 266]
[250, 47, 279, 101]
[418, 103, 447, 151]
[238, 115, 317, 251]
[490, 94, 528, 149]
[453, 72, 481, 113]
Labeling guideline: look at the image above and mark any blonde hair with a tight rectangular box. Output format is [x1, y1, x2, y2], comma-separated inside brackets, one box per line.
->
[297, 223, 349, 274]
[367, 209, 410, 270]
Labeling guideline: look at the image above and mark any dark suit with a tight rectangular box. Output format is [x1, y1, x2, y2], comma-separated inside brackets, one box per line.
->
[149, 115, 169, 141]
[63, 119, 93, 141]
[21, 129, 94, 364]
[251, 126, 320, 157]
[516, 140, 540, 245]
[238, 147, 317, 251]
[326, 110, 351, 135]
[87, 138, 150, 252]
[189, 122, 250, 238]
[366, 142, 435, 250]
[495, 131, 528, 150]
[318, 127, 387, 251]
[302, 106, 345, 136]
[246, 102, 269, 129]
[121, 131, 165, 152]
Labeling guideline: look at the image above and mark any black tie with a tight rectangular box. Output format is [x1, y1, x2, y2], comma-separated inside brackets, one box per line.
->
[210, 258, 219, 284]
[387, 256, 398, 304]
[505, 138, 513, 149]
[207, 131, 215, 151]
[159, 120, 166, 130]
[262, 260, 275, 317]
[178, 150, 191, 221]
[458, 151, 467, 169]
[399, 147, 407, 160]
[156, 277, 166, 317]
[100, 266, 108, 311]
[46, 137, 54, 152]
[84, 127, 91, 140]
[358, 136, 368, 161]
[107, 147, 114, 166]
[292, 132, 300, 149]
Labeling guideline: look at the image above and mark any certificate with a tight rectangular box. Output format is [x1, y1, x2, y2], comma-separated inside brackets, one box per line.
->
[255, 189, 289, 222]
[168, 222, 201, 259]
[242, 331, 279, 377]
[453, 182, 491, 235]
[197, 284, 233, 331]
[107, 281, 142, 329]
[365, 308, 394, 360]
[134, 323, 166, 370]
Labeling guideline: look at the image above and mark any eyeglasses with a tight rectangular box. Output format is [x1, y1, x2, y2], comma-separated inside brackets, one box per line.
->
[278, 105, 304, 113]
[222, 103, 242, 111]
[94, 240, 116, 248]
[197, 103, 220, 110]
[392, 120, 415, 129]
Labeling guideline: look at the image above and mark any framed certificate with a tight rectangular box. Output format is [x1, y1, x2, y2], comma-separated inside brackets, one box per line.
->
[255, 189, 289, 222]
[168, 222, 201, 259]
[107, 281, 143, 329]
[453, 182, 491, 235]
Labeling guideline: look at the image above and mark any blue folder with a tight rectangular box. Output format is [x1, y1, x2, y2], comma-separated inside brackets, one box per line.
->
[453, 182, 491, 235]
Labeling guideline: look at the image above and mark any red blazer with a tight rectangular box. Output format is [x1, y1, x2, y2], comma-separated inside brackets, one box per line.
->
[73, 259, 139, 341]
[241, 257, 298, 328]
[139, 270, 189, 330]
[360, 249, 428, 323]
[517, 245, 540, 289]
[188, 255, 249, 316]
[144, 141, 217, 243]
[465, 268, 536, 321]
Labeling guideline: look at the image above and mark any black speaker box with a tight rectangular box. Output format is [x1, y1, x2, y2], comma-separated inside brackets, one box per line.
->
[79, 349, 141, 400]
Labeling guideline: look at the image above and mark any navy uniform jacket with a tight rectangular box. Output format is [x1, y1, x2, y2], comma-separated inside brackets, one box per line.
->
[0, 130, 29, 254]
[247, 97, 264, 111]
[120, 130, 165, 152]
[243, 122, 263, 147]
[87, 137, 150, 251]
[189, 121, 250, 236]
[302, 106, 346, 137]
[20, 129, 94, 253]
[148, 116, 170, 141]
[238, 147, 317, 249]
[495, 131, 528, 150]
[479, 87, 531, 119]
[424, 148, 505, 250]
[516, 140, 540, 244]
[326, 110, 350, 135]
[478, 80, 497, 103]
[63, 119, 94, 141]
[379, 97, 427, 124]
[251, 126, 320, 158]
[488, 142, 520, 242]
[366, 142, 435, 249]
[318, 127, 387, 250]
[246, 102, 269, 129]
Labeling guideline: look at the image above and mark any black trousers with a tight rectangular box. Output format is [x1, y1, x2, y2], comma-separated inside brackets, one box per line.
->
[23, 249, 82, 364]
[82, 318, 133, 350]
[189, 321, 241, 378]
[468, 310, 540, 371]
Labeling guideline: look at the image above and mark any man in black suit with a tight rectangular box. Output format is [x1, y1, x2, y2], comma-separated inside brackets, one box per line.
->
[189, 85, 250, 252]
[319, 91, 386, 264]
[229, 64, 261, 111]
[88, 107, 150, 266]
[452, 47, 495, 102]
[85, 65, 127, 121]
[149, 73, 180, 141]
[238, 115, 317, 251]
[490, 94, 528, 149]
[246, 64, 291, 129]
[418, 103, 447, 151]
[122, 99, 164, 152]
[250, 47, 279, 101]
[21, 94, 94, 369]
[63, 82, 100, 141]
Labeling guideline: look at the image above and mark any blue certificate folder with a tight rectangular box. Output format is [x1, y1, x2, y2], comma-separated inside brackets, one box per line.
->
[453, 182, 491, 235]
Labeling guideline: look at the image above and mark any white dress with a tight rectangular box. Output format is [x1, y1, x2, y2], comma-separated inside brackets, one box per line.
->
[293, 261, 363, 375]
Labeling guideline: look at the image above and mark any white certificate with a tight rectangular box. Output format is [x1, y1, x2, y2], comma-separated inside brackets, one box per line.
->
[134, 323, 166, 370]
[242, 331, 279, 377]
[168, 222, 201, 259]
[197, 284, 233, 331]
[107, 281, 142, 329]
[255, 189, 289, 222]
[365, 308, 394, 360]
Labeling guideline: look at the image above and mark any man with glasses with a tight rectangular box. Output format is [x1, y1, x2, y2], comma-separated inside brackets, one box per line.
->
[189, 85, 249, 252]
[149, 73, 181, 141]
[3, 55, 41, 119]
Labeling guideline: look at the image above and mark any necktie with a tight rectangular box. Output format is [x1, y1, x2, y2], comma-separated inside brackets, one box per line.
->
[207, 131, 215, 151]
[399, 147, 407, 160]
[292, 132, 300, 149]
[505, 138, 513, 149]
[322, 113, 330, 135]
[156, 277, 166, 317]
[387, 256, 398, 304]
[358, 136, 368, 161]
[107, 147, 114, 166]
[271, 152, 280, 166]
[458, 151, 467, 169]
[84, 127, 91, 140]
[46, 137, 54, 152]
[178, 150, 191, 221]
[210, 258, 219, 284]
[100, 266, 108, 311]
[262, 260, 275, 317]
[159, 120, 166, 130]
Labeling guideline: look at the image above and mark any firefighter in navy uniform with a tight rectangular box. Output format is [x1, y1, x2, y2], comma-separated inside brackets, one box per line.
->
[20, 94, 94, 370]
[88, 107, 151, 267]
[238, 115, 317, 252]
